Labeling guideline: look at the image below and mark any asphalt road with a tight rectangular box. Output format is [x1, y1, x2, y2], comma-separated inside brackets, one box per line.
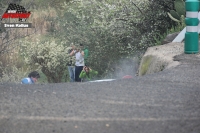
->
[0, 53, 200, 133]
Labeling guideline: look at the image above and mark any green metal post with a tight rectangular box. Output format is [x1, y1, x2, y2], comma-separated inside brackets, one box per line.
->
[185, 0, 199, 54]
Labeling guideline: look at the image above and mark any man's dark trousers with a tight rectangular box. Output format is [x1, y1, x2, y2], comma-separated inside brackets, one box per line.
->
[75, 66, 83, 82]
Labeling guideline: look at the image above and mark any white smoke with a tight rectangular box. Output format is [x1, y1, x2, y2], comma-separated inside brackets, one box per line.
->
[109, 57, 139, 79]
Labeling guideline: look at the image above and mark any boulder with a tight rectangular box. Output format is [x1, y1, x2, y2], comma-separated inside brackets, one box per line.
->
[161, 32, 180, 45]
[138, 42, 183, 76]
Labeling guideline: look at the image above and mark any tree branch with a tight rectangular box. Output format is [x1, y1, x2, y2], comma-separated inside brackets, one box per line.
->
[131, 2, 143, 14]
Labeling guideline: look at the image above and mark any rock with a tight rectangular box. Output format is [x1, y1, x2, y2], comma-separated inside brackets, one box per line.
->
[161, 32, 180, 45]
[138, 42, 183, 76]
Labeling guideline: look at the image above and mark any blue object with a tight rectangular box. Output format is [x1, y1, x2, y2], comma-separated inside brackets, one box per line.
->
[21, 77, 34, 84]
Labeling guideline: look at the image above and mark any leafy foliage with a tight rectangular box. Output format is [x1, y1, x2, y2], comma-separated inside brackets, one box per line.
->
[47, 0, 146, 77]
[167, 0, 185, 22]
[20, 36, 74, 83]
[20, 0, 71, 9]
[135, 0, 180, 48]
[21, 0, 184, 80]
[1, 0, 186, 82]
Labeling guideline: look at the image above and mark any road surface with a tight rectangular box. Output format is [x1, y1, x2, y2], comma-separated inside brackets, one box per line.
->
[0, 53, 200, 133]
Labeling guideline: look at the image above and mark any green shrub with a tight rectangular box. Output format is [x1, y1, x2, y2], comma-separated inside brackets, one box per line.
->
[20, 37, 73, 83]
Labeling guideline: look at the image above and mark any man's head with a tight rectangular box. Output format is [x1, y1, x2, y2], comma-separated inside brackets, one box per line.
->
[83, 66, 90, 73]
[80, 43, 84, 50]
[28, 71, 40, 83]
[70, 43, 75, 49]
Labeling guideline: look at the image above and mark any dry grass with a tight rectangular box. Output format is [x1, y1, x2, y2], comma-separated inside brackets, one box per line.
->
[30, 7, 58, 34]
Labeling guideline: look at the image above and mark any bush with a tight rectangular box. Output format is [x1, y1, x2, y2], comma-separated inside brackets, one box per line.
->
[20, 37, 73, 83]
[137, 0, 178, 48]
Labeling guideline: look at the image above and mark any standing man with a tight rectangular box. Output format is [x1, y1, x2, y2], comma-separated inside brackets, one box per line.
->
[70, 44, 85, 82]
[79, 44, 89, 66]
[68, 43, 76, 82]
